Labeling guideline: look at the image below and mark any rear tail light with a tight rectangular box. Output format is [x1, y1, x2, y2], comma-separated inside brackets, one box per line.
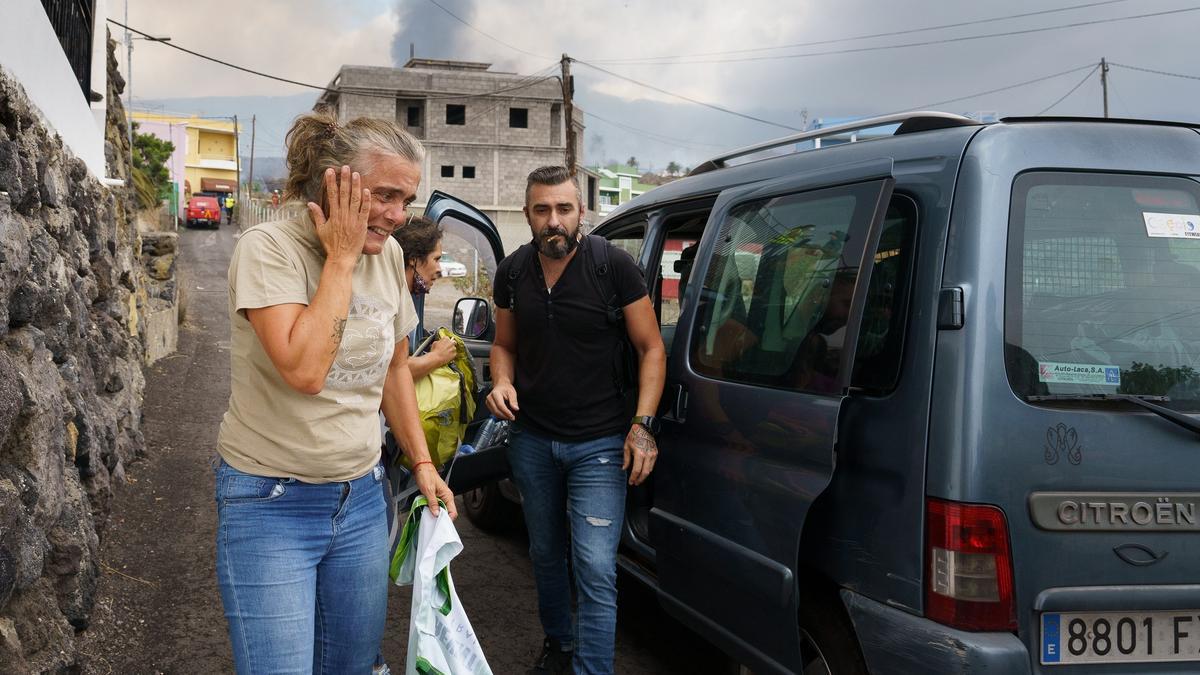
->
[925, 497, 1017, 632]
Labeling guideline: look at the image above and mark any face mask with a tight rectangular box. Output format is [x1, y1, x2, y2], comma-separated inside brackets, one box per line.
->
[411, 268, 431, 296]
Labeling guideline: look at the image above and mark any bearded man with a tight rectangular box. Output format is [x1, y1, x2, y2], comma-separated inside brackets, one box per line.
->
[486, 166, 665, 675]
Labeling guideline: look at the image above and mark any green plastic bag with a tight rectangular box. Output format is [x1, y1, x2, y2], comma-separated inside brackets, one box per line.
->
[391, 497, 493, 675]
[403, 327, 477, 470]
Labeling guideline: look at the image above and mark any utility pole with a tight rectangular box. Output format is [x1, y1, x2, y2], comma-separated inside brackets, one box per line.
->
[561, 54, 576, 176]
[233, 115, 241, 207]
[1100, 57, 1110, 118]
[122, 0, 171, 169]
[247, 115, 256, 198]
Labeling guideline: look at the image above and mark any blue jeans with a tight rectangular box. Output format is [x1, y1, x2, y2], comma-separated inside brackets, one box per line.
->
[214, 458, 389, 674]
[507, 426, 627, 675]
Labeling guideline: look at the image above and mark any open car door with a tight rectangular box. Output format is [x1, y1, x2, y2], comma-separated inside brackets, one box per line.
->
[418, 191, 510, 493]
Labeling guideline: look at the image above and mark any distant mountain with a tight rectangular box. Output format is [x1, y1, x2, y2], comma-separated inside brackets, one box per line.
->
[240, 156, 287, 185]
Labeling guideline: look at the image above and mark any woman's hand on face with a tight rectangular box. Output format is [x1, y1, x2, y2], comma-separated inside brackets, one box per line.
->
[307, 165, 371, 266]
[414, 464, 457, 518]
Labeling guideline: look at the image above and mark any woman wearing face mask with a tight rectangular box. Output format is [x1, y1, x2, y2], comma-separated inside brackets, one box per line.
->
[392, 216, 457, 377]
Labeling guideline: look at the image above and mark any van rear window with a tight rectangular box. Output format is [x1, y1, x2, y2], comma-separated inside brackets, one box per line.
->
[1006, 172, 1200, 410]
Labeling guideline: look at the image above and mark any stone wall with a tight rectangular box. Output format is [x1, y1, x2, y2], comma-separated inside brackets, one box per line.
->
[0, 35, 148, 673]
[139, 231, 178, 363]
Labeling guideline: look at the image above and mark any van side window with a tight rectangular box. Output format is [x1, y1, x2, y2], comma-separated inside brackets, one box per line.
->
[851, 195, 918, 392]
[605, 221, 646, 261]
[658, 236, 700, 326]
[690, 182, 885, 394]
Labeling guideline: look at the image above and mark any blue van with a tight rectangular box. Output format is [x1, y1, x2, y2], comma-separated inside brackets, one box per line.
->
[431, 112, 1200, 674]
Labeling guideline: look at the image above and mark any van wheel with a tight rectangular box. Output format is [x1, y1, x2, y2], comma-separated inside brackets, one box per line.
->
[798, 586, 868, 675]
[463, 482, 519, 532]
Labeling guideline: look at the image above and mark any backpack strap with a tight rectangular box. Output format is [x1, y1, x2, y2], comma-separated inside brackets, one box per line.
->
[583, 234, 624, 327]
[582, 235, 640, 400]
[504, 243, 536, 313]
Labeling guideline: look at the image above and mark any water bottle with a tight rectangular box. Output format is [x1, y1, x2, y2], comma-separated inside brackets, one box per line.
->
[474, 415, 509, 450]
[457, 444, 476, 456]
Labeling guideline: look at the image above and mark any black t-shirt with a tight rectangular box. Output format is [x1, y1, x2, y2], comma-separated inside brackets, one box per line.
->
[494, 239, 647, 441]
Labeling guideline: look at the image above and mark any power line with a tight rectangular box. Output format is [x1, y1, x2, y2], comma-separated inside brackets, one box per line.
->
[1109, 78, 1134, 116]
[107, 18, 556, 103]
[1110, 62, 1200, 82]
[462, 65, 563, 126]
[424, 0, 553, 60]
[570, 58, 800, 131]
[583, 110, 724, 150]
[880, 64, 1097, 116]
[592, 0, 1134, 64]
[595, 6, 1200, 66]
[420, 70, 559, 100]
[1037, 64, 1100, 115]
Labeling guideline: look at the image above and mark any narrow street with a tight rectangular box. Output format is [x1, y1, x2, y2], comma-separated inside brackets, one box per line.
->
[78, 223, 728, 674]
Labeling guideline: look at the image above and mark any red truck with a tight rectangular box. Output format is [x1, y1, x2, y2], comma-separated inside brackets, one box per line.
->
[185, 196, 221, 229]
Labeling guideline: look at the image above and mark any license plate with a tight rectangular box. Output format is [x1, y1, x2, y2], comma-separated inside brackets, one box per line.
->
[1042, 610, 1200, 665]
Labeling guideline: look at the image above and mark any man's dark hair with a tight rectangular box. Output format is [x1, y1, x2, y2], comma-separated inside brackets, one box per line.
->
[525, 165, 583, 208]
[391, 216, 443, 267]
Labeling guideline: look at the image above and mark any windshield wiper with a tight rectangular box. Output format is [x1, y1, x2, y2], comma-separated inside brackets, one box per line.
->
[1025, 393, 1200, 438]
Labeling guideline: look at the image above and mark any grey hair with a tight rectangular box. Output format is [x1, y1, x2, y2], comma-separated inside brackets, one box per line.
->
[285, 108, 425, 204]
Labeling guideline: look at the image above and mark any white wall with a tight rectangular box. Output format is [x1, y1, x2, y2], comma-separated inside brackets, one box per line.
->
[0, 0, 110, 179]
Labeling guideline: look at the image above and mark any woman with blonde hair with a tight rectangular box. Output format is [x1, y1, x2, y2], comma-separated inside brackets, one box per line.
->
[215, 109, 456, 673]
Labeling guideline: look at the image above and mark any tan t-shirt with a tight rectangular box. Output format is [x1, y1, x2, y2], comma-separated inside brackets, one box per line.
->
[217, 217, 418, 483]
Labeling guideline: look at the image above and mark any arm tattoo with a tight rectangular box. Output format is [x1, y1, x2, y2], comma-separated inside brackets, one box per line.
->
[331, 316, 348, 353]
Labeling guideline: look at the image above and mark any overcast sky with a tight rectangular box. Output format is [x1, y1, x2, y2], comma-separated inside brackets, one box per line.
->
[110, 0, 1200, 170]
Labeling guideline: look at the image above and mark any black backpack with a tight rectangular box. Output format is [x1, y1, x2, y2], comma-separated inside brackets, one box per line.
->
[504, 235, 638, 409]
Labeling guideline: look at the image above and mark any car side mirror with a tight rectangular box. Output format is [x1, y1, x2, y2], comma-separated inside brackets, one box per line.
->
[453, 297, 491, 339]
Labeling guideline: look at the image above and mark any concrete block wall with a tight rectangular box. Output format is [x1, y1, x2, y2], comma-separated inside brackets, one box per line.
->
[425, 144, 494, 206]
[324, 64, 581, 217]
[496, 148, 571, 205]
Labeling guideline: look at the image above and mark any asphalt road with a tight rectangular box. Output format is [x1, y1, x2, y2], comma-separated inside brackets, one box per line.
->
[78, 222, 730, 674]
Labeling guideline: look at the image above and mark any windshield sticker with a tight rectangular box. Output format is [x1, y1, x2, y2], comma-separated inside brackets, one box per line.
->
[1038, 362, 1121, 386]
[1142, 212, 1200, 239]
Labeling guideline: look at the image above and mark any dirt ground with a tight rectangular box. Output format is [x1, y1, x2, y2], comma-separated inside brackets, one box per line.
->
[76, 224, 729, 674]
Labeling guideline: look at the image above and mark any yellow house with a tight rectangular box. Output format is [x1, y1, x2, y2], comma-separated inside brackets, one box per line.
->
[131, 111, 240, 199]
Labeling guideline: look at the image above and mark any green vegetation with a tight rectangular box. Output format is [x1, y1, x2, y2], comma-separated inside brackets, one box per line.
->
[131, 122, 175, 210]
[1119, 362, 1200, 398]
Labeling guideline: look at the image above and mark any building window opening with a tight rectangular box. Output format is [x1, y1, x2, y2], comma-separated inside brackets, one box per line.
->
[509, 108, 529, 128]
[446, 104, 466, 125]
[463, 166, 476, 179]
[407, 106, 421, 127]
[441, 165, 455, 178]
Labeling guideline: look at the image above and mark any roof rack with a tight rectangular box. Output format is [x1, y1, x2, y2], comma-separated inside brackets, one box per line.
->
[687, 111, 979, 177]
[1000, 115, 1200, 130]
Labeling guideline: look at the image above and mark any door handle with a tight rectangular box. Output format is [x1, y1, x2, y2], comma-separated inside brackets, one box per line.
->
[662, 382, 688, 423]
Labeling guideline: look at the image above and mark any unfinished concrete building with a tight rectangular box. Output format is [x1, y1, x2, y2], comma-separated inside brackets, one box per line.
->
[316, 59, 591, 250]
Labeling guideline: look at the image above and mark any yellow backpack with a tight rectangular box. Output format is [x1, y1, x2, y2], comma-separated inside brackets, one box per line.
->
[404, 327, 478, 470]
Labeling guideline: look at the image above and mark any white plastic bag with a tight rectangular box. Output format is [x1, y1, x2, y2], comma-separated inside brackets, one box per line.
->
[390, 497, 493, 675]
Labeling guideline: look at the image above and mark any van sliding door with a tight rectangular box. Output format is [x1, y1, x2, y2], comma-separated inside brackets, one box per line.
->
[650, 162, 894, 672]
